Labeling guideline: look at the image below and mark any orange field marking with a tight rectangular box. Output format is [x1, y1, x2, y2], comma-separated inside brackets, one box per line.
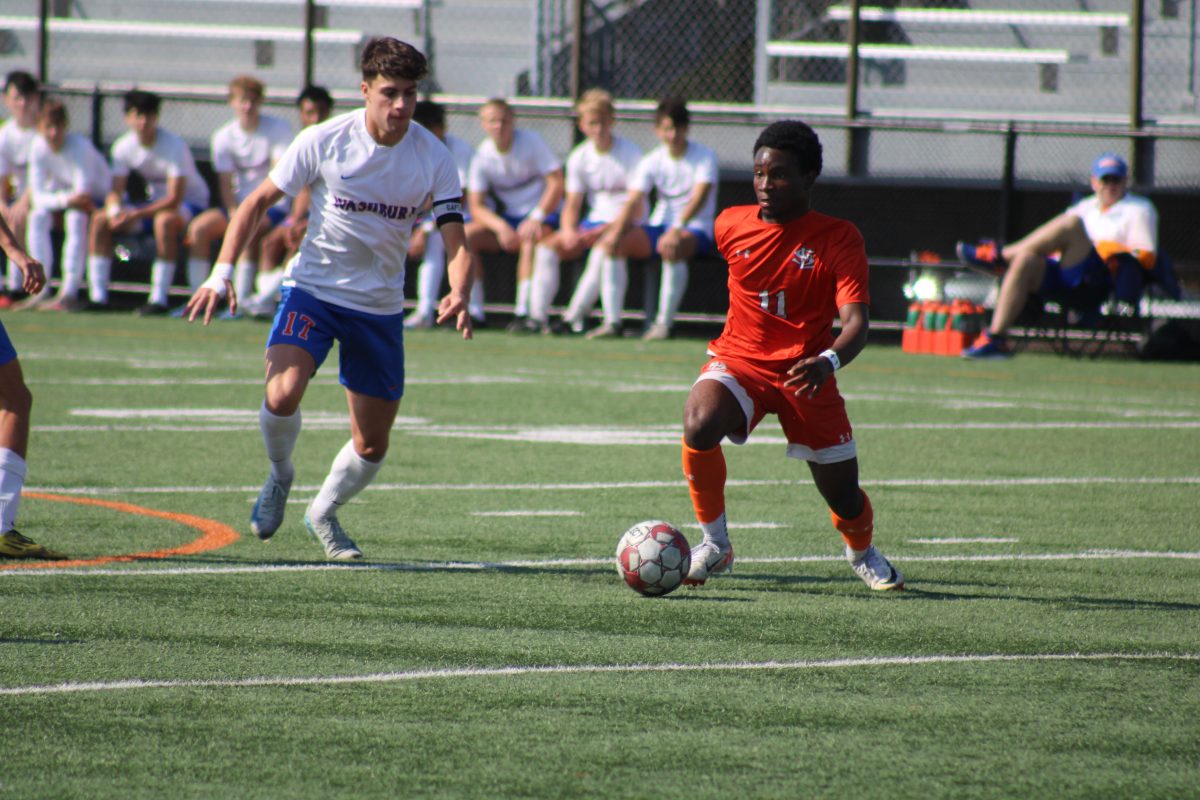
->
[0, 492, 240, 571]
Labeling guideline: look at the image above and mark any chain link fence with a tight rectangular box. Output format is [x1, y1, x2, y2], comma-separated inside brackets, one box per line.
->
[1, 0, 1196, 277]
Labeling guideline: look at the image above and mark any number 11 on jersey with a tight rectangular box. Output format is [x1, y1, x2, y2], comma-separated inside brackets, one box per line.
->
[759, 290, 786, 317]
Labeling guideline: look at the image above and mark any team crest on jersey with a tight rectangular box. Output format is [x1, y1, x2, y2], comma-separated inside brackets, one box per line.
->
[791, 247, 816, 270]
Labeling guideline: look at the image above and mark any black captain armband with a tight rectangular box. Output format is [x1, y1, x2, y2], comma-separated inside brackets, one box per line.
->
[432, 196, 464, 227]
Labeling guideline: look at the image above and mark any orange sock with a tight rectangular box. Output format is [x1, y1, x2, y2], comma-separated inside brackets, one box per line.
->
[831, 490, 873, 551]
[681, 439, 726, 524]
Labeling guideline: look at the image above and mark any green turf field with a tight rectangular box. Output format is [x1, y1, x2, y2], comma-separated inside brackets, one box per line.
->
[2, 311, 1198, 799]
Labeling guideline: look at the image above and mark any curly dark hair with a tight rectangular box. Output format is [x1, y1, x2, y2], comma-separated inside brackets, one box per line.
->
[360, 37, 428, 83]
[753, 120, 823, 177]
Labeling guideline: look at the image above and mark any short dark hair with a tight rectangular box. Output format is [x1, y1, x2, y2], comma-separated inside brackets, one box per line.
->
[413, 100, 446, 129]
[360, 37, 428, 83]
[38, 97, 67, 127]
[4, 70, 39, 97]
[754, 120, 823, 178]
[297, 84, 333, 112]
[123, 89, 161, 116]
[655, 96, 689, 128]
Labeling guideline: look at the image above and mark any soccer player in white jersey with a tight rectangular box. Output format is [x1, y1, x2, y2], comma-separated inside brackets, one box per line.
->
[525, 89, 643, 336]
[186, 37, 474, 561]
[0, 71, 41, 308]
[957, 152, 1159, 359]
[405, 99, 476, 329]
[597, 96, 718, 340]
[87, 90, 210, 314]
[188, 75, 294, 315]
[0, 212, 65, 560]
[26, 99, 111, 312]
[465, 98, 563, 330]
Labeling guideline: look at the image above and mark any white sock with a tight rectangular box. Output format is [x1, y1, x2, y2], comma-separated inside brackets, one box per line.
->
[468, 280, 485, 320]
[514, 278, 532, 318]
[59, 209, 89, 297]
[234, 260, 257, 304]
[87, 255, 112, 303]
[417, 231, 446, 317]
[699, 511, 730, 549]
[187, 258, 210, 292]
[254, 268, 287, 304]
[600, 254, 629, 327]
[656, 259, 688, 327]
[564, 246, 603, 327]
[308, 439, 383, 520]
[26, 209, 54, 280]
[259, 403, 301, 484]
[529, 246, 560, 323]
[0, 448, 27, 534]
[149, 258, 175, 306]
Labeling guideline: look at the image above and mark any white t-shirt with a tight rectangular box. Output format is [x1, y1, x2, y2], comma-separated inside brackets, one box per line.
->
[467, 128, 561, 218]
[565, 135, 643, 224]
[0, 119, 37, 196]
[109, 127, 210, 209]
[210, 113, 294, 204]
[633, 140, 718, 232]
[270, 111, 462, 315]
[1067, 192, 1158, 254]
[28, 132, 112, 210]
[443, 132, 474, 187]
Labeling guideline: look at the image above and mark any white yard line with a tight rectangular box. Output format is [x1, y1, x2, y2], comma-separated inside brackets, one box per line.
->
[2, 652, 1194, 697]
[5, 548, 1199, 579]
[25, 475, 1200, 496]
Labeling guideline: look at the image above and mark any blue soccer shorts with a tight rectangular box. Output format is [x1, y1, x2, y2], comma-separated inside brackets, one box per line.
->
[267, 286, 406, 401]
[0, 320, 16, 367]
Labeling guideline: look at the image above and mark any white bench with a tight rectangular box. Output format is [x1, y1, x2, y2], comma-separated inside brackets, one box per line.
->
[0, 16, 364, 46]
[826, 6, 1128, 56]
[765, 41, 1070, 92]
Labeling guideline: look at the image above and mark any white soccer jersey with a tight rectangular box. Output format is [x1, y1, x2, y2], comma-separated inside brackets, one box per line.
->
[0, 119, 37, 196]
[110, 127, 210, 209]
[270, 111, 462, 315]
[210, 113, 294, 204]
[1068, 192, 1158, 254]
[565, 134, 643, 224]
[444, 132, 474, 187]
[28, 132, 111, 210]
[633, 140, 719, 232]
[467, 128, 561, 218]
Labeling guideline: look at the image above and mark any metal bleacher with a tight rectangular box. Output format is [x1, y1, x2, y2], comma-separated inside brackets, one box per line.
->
[759, 0, 1171, 119]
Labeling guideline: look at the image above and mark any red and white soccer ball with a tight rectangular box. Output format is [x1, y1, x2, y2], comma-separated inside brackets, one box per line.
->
[615, 520, 691, 597]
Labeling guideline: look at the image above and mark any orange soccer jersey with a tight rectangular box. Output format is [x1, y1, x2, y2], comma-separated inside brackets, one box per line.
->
[708, 205, 869, 369]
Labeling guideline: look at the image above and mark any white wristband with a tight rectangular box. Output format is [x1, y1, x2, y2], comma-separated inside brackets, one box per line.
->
[200, 262, 234, 298]
[526, 207, 546, 224]
[820, 349, 841, 371]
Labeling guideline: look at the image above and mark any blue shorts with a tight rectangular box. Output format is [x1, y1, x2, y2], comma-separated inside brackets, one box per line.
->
[1040, 249, 1111, 309]
[0, 320, 15, 367]
[501, 211, 560, 231]
[643, 223, 716, 257]
[267, 286, 406, 401]
[129, 201, 206, 234]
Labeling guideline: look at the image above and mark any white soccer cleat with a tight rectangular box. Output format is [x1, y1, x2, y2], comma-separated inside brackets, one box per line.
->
[250, 474, 292, 540]
[404, 311, 434, 330]
[303, 504, 363, 561]
[683, 540, 734, 586]
[846, 545, 904, 591]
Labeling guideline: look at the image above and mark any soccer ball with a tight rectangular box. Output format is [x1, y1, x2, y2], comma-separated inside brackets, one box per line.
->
[615, 521, 691, 597]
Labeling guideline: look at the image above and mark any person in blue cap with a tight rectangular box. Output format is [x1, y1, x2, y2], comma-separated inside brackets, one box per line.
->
[956, 152, 1158, 359]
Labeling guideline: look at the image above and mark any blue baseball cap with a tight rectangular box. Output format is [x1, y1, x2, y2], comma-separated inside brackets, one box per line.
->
[1091, 153, 1128, 179]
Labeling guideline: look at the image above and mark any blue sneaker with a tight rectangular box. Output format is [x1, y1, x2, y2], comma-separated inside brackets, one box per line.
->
[962, 332, 1012, 360]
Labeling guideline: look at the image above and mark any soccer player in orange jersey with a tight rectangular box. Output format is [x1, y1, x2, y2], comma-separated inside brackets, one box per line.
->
[680, 120, 903, 591]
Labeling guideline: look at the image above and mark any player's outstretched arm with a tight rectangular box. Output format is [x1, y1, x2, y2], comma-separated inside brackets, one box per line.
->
[186, 178, 285, 326]
[784, 302, 869, 398]
[436, 221, 475, 340]
[0, 216, 44, 295]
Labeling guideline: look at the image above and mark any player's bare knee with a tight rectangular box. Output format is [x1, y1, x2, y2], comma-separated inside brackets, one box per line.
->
[682, 409, 723, 451]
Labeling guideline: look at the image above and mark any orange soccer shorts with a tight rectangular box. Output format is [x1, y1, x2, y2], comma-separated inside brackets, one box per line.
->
[694, 356, 857, 464]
